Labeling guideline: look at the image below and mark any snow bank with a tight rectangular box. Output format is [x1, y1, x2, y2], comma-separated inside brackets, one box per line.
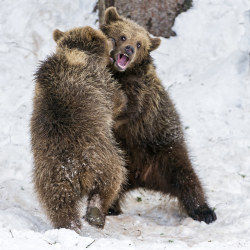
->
[0, 0, 249, 249]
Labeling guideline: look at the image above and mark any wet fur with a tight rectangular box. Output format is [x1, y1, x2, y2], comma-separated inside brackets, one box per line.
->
[31, 26, 127, 232]
[101, 8, 217, 224]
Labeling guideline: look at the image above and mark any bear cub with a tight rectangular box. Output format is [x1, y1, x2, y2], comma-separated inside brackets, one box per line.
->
[101, 7, 217, 224]
[31, 26, 127, 232]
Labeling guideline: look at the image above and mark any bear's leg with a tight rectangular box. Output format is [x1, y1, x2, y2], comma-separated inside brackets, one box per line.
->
[49, 200, 81, 233]
[107, 175, 137, 216]
[48, 185, 81, 232]
[167, 164, 217, 224]
[86, 173, 125, 228]
[107, 166, 140, 216]
[86, 193, 106, 228]
[85, 155, 126, 228]
[35, 175, 82, 232]
[108, 198, 122, 216]
[144, 141, 217, 224]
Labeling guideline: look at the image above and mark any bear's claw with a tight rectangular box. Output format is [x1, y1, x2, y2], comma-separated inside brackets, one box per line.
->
[189, 204, 217, 224]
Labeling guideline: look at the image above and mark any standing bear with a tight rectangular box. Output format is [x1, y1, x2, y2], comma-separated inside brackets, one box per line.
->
[31, 26, 127, 232]
[101, 7, 217, 224]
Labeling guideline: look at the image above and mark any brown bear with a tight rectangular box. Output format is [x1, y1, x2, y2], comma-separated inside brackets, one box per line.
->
[31, 26, 127, 233]
[100, 7, 217, 224]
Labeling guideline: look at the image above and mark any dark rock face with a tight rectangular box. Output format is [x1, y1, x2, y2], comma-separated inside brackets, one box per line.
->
[98, 0, 193, 38]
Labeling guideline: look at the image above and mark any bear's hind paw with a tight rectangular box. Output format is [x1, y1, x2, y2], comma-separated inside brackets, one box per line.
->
[86, 207, 106, 229]
[189, 204, 217, 224]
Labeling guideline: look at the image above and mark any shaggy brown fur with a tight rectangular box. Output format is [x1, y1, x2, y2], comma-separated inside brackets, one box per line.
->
[101, 7, 217, 224]
[31, 26, 127, 232]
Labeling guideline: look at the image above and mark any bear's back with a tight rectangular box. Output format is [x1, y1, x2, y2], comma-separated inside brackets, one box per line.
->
[31, 53, 116, 155]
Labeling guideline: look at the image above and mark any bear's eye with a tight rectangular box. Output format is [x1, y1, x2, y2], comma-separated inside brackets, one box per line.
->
[137, 42, 141, 48]
[121, 36, 126, 41]
[110, 37, 116, 45]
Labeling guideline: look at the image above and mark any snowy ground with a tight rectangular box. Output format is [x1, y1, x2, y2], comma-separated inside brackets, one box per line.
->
[0, 0, 250, 249]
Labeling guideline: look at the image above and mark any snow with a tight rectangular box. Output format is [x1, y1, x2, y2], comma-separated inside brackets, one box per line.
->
[0, 0, 249, 249]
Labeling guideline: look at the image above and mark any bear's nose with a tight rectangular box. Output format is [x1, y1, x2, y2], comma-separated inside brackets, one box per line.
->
[125, 45, 134, 55]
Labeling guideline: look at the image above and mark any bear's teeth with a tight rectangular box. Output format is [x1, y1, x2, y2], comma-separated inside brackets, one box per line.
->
[117, 53, 129, 68]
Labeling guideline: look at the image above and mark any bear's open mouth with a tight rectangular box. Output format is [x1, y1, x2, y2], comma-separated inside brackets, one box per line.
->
[116, 53, 130, 70]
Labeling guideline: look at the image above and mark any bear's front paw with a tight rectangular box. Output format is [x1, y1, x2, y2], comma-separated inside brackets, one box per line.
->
[189, 204, 217, 224]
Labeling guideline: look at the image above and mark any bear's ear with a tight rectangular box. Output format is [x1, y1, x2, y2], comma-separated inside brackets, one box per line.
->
[104, 7, 122, 24]
[149, 37, 161, 51]
[53, 29, 64, 43]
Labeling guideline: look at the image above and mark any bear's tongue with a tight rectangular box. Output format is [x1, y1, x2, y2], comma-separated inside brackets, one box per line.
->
[117, 54, 129, 68]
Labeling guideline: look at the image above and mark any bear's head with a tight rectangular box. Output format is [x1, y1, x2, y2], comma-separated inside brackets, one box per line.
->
[100, 7, 161, 72]
[53, 26, 114, 67]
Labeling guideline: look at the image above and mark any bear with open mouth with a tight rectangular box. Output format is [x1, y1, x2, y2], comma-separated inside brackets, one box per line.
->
[101, 7, 217, 224]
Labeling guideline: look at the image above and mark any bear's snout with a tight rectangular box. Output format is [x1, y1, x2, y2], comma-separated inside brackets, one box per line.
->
[125, 45, 134, 55]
